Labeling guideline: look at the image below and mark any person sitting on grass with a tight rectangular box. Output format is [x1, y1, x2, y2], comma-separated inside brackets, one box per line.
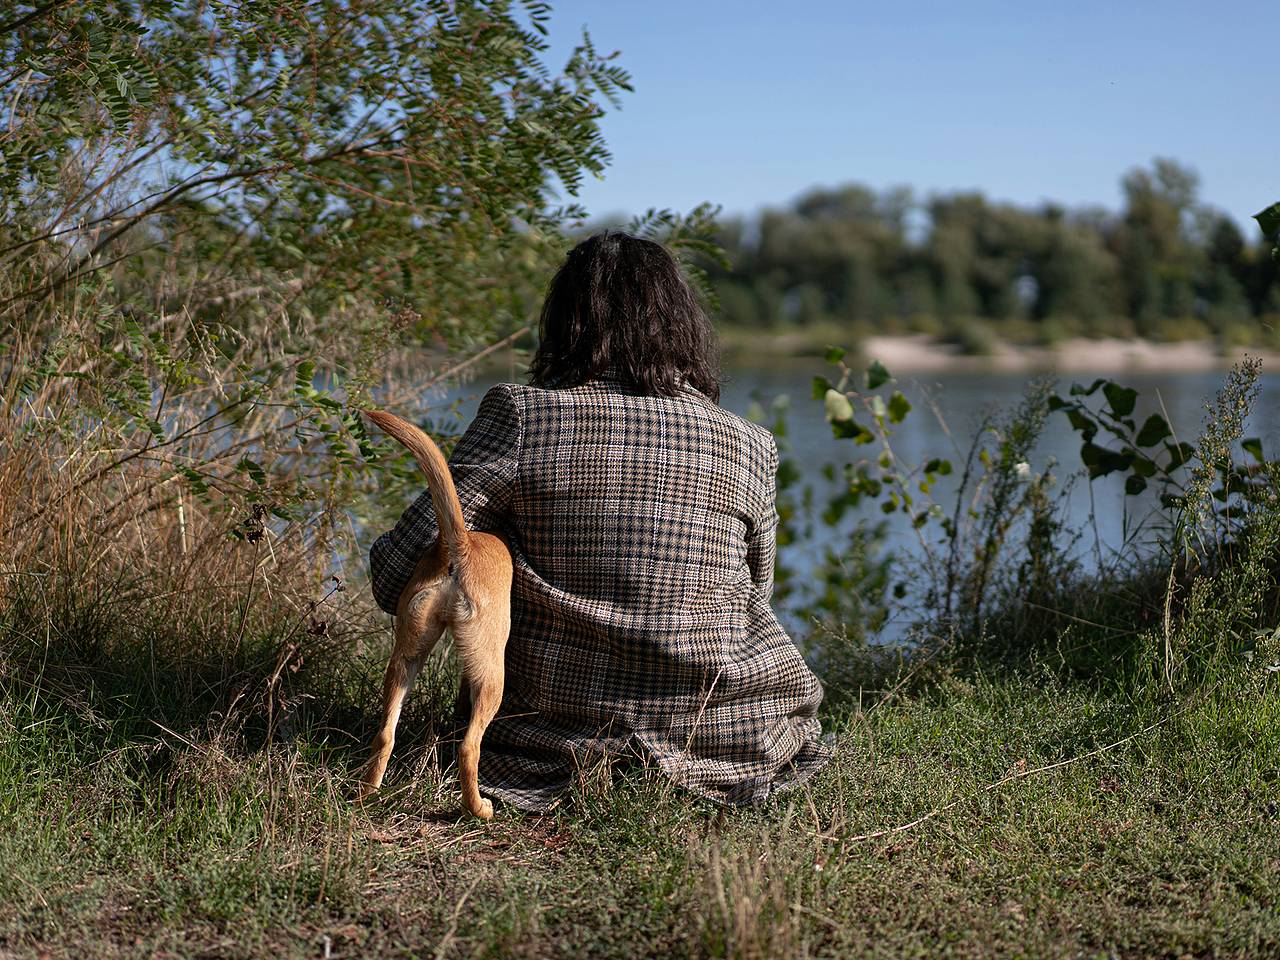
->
[370, 232, 832, 811]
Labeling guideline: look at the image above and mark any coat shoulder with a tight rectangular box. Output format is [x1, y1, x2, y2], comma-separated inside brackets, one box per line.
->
[708, 401, 777, 462]
[504, 381, 775, 450]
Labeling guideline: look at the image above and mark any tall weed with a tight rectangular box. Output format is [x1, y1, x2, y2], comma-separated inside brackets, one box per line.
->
[780, 351, 1280, 702]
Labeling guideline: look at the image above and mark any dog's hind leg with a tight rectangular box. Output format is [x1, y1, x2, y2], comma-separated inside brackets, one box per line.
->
[358, 585, 445, 801]
[455, 621, 508, 820]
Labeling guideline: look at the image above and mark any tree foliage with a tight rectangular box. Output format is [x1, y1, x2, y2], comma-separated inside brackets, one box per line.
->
[2, 0, 637, 342]
[0, 0, 721, 572]
[710, 160, 1280, 345]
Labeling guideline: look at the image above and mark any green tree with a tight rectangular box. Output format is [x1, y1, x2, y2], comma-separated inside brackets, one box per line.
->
[0, 0, 719, 563]
[1110, 159, 1203, 333]
[703, 162, 1273, 346]
[1031, 205, 1120, 334]
[1200, 213, 1253, 332]
[2, 0, 634, 346]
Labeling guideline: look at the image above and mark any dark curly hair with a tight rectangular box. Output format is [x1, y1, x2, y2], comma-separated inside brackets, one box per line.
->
[528, 232, 721, 402]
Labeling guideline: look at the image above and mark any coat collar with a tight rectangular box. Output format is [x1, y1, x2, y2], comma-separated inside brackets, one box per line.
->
[588, 366, 707, 399]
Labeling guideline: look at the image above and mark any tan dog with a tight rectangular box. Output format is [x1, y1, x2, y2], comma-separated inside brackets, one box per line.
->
[358, 410, 513, 820]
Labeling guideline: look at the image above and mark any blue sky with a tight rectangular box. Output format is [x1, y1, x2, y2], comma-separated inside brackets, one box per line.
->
[542, 1, 1276, 227]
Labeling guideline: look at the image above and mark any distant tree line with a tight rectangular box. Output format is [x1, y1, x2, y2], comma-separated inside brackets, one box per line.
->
[707, 159, 1280, 347]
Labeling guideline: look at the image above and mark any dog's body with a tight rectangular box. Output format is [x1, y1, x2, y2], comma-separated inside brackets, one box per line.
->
[359, 410, 513, 820]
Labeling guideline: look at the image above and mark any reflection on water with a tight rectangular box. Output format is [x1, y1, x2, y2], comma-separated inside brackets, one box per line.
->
[439, 360, 1280, 616]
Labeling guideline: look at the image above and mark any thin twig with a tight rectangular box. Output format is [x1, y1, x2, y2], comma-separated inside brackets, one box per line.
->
[0, 0, 68, 35]
[419, 325, 533, 392]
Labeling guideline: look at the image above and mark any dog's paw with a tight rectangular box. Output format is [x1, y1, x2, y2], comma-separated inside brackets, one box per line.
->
[473, 798, 494, 821]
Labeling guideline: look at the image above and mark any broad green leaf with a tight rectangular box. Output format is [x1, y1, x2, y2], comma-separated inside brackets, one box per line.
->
[1080, 441, 1133, 478]
[824, 388, 853, 422]
[1065, 409, 1097, 441]
[1135, 413, 1172, 447]
[1131, 455, 1158, 478]
[812, 376, 833, 400]
[887, 390, 911, 424]
[824, 345, 846, 364]
[1255, 203, 1280, 238]
[1242, 437, 1264, 462]
[1102, 382, 1138, 417]
[866, 360, 891, 390]
[1069, 378, 1106, 397]
[831, 418, 873, 443]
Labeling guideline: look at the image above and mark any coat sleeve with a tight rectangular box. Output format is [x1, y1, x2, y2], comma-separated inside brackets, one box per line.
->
[368, 383, 522, 614]
[745, 435, 780, 600]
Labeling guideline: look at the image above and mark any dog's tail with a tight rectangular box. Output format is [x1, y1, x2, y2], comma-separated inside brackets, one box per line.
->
[364, 410, 468, 566]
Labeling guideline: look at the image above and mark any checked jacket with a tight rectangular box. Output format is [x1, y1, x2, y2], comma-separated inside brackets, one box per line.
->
[369, 373, 832, 811]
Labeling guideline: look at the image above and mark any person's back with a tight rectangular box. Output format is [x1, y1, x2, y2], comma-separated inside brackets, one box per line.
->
[512, 375, 770, 621]
[370, 232, 832, 810]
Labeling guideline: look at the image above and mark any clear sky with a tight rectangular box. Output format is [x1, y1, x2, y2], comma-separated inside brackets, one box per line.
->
[542, 1, 1276, 228]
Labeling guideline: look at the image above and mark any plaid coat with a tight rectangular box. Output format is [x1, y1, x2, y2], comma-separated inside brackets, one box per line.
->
[369, 373, 832, 811]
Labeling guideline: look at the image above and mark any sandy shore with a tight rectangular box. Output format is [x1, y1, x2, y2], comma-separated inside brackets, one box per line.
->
[845, 335, 1277, 374]
[426, 332, 1280, 382]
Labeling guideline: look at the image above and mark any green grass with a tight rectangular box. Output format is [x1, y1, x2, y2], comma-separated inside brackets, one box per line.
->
[4, 360, 1277, 958]
[3, 647, 1277, 959]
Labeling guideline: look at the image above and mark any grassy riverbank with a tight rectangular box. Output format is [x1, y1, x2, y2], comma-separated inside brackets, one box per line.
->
[4, 359, 1279, 958]
[3, 641, 1277, 959]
